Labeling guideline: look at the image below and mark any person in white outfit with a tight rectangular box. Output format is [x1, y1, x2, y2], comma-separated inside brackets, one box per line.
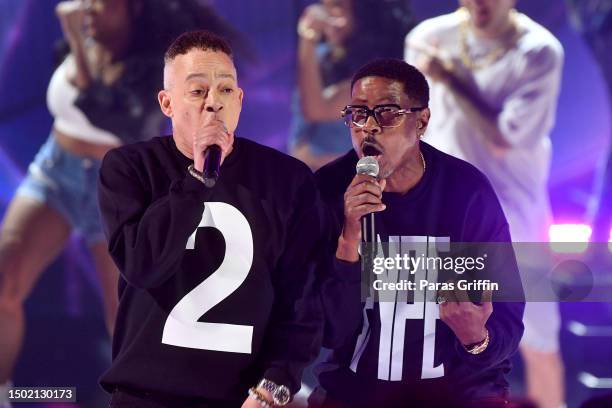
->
[405, 1, 565, 408]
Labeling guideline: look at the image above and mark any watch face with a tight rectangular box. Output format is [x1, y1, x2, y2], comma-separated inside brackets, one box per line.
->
[273, 385, 291, 405]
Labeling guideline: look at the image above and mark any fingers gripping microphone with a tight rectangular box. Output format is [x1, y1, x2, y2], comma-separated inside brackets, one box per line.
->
[356, 156, 380, 246]
[203, 145, 221, 188]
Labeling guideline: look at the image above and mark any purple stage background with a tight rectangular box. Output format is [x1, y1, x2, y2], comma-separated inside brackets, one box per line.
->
[0, 1, 610, 407]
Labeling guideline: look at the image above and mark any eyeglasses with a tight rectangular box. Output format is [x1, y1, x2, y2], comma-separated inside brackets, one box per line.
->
[341, 104, 426, 128]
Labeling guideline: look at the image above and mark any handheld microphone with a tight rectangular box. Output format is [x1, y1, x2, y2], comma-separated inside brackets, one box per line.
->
[356, 156, 380, 246]
[203, 145, 221, 188]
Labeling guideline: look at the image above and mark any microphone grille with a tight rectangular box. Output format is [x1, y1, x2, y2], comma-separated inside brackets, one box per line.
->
[356, 156, 379, 177]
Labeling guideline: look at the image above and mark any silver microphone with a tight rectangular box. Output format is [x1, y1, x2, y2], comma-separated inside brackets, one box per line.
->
[356, 156, 380, 246]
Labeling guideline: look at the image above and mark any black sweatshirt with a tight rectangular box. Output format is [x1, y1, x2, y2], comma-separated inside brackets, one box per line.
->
[98, 135, 324, 405]
[314, 142, 525, 407]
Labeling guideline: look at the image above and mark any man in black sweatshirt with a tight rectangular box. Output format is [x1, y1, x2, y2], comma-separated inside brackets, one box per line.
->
[97, 31, 324, 407]
[312, 59, 525, 407]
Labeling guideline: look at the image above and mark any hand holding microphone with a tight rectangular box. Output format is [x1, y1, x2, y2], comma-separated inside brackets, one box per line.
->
[336, 156, 386, 262]
[193, 111, 233, 187]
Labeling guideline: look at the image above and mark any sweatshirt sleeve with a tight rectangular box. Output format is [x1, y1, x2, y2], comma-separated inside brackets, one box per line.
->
[314, 169, 366, 349]
[320, 257, 364, 349]
[97, 148, 213, 289]
[259, 173, 326, 395]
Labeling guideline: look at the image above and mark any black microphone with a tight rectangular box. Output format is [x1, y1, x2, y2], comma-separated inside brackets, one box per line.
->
[203, 145, 221, 188]
[355, 156, 380, 248]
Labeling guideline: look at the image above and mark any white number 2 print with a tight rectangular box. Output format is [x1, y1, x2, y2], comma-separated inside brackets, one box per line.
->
[162, 202, 254, 354]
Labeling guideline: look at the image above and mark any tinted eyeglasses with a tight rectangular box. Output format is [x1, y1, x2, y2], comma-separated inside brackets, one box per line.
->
[341, 104, 426, 128]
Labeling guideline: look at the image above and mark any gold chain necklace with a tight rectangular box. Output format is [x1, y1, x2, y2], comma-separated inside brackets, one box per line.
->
[458, 7, 520, 71]
[420, 151, 426, 172]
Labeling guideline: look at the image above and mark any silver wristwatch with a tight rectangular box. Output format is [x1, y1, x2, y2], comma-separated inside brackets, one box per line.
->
[257, 378, 291, 406]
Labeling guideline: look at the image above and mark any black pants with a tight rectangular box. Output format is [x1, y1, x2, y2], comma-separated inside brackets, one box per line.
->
[109, 387, 241, 408]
